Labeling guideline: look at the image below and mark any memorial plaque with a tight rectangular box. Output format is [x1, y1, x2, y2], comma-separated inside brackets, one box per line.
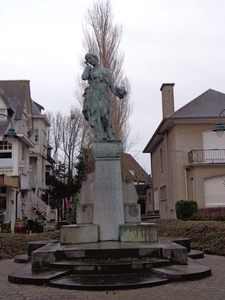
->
[92, 141, 124, 241]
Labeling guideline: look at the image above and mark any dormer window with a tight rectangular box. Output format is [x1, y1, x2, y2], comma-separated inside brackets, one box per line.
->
[35, 129, 39, 142]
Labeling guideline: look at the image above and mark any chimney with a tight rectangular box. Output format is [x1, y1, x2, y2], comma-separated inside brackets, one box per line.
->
[160, 83, 175, 118]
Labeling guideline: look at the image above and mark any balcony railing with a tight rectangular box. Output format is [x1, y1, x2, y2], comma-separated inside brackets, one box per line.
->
[0, 166, 13, 176]
[47, 154, 55, 165]
[188, 149, 225, 164]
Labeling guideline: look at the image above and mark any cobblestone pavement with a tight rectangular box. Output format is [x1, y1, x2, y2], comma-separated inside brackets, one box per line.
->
[0, 255, 225, 300]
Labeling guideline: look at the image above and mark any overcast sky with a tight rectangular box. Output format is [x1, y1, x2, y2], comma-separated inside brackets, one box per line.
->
[1, 0, 225, 173]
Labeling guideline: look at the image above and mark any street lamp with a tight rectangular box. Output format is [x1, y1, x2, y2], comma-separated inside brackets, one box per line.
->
[213, 108, 225, 137]
[0, 113, 17, 144]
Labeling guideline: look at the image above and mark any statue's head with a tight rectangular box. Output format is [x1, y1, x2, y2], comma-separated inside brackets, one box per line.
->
[85, 53, 99, 65]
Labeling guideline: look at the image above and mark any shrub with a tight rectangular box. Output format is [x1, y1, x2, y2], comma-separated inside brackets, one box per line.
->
[190, 207, 225, 221]
[149, 219, 225, 256]
[0, 231, 60, 260]
[175, 200, 198, 221]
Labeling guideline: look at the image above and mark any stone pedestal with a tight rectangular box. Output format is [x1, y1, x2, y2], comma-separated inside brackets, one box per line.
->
[92, 140, 124, 241]
[76, 173, 94, 224]
[120, 223, 158, 243]
[67, 140, 146, 244]
[60, 224, 98, 244]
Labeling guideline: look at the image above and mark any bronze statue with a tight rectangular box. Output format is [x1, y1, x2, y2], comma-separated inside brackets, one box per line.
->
[82, 52, 127, 140]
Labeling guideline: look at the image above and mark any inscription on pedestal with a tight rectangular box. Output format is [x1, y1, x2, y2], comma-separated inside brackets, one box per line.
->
[93, 141, 124, 241]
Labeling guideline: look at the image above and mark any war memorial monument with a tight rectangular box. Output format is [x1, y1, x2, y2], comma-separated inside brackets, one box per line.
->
[8, 53, 211, 289]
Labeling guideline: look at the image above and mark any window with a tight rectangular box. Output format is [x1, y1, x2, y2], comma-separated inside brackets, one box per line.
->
[35, 129, 39, 142]
[160, 185, 167, 200]
[0, 186, 6, 210]
[0, 141, 12, 150]
[0, 153, 12, 158]
[203, 130, 225, 162]
[20, 146, 26, 170]
[0, 141, 12, 166]
[148, 192, 152, 204]
[42, 130, 47, 146]
[154, 189, 159, 211]
[204, 177, 225, 206]
[21, 146, 25, 161]
[21, 191, 26, 199]
[0, 197, 6, 210]
[0, 187, 6, 193]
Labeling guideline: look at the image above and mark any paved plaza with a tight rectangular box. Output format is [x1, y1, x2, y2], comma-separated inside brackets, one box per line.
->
[0, 254, 225, 300]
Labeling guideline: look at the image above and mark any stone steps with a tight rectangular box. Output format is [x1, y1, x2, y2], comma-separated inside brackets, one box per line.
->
[49, 273, 170, 290]
[9, 257, 211, 290]
[151, 257, 211, 281]
[8, 262, 70, 286]
[48, 257, 211, 290]
[31, 240, 188, 270]
[10, 237, 210, 290]
[50, 257, 171, 274]
[57, 244, 160, 261]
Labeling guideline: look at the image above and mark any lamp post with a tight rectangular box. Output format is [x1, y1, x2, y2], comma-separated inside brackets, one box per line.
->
[213, 108, 225, 137]
[0, 113, 17, 143]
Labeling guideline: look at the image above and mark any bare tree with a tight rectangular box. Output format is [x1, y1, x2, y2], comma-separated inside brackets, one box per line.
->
[76, 0, 133, 150]
[47, 107, 84, 192]
[47, 111, 64, 164]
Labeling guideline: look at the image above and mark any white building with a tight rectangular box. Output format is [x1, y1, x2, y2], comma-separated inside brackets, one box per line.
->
[0, 80, 55, 232]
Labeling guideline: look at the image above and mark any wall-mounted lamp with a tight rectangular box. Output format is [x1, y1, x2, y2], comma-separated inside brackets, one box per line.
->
[213, 108, 225, 137]
[0, 113, 17, 144]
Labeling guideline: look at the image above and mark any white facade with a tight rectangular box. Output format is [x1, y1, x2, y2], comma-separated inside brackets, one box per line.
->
[0, 80, 54, 232]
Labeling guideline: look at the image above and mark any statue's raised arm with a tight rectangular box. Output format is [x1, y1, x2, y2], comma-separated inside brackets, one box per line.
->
[81, 52, 127, 140]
